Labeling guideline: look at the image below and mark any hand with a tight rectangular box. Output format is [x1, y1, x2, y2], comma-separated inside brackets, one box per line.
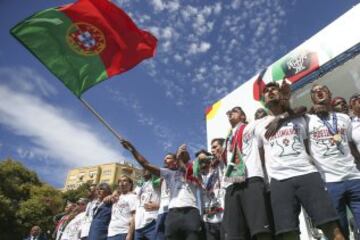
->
[102, 195, 112, 204]
[176, 144, 190, 162]
[103, 194, 118, 204]
[121, 139, 136, 152]
[280, 78, 291, 100]
[312, 104, 328, 114]
[265, 114, 287, 139]
[293, 105, 307, 115]
[210, 157, 220, 168]
[144, 201, 159, 211]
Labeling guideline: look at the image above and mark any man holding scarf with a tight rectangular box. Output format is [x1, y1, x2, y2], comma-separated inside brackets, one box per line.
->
[222, 106, 273, 240]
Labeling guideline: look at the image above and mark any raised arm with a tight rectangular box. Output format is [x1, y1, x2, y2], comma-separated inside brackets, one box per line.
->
[121, 139, 160, 176]
[265, 106, 307, 139]
[176, 144, 190, 171]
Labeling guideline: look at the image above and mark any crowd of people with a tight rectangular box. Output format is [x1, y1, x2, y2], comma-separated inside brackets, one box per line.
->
[27, 80, 360, 240]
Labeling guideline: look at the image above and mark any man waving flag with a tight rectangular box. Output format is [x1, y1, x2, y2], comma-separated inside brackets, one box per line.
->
[11, 0, 157, 97]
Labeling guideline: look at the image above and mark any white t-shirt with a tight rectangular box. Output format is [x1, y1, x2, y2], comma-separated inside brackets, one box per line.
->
[242, 119, 266, 179]
[134, 180, 160, 230]
[80, 199, 98, 238]
[158, 179, 170, 214]
[352, 116, 360, 153]
[160, 168, 198, 209]
[61, 212, 85, 240]
[256, 116, 318, 180]
[306, 113, 360, 182]
[201, 165, 226, 223]
[107, 192, 137, 236]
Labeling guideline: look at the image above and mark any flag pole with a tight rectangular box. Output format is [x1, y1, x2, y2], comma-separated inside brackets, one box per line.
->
[79, 97, 124, 142]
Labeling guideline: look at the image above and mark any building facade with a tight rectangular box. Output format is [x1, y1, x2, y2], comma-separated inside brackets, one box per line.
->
[64, 162, 142, 191]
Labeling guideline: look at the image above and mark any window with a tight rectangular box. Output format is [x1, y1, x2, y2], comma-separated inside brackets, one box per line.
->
[102, 169, 112, 176]
[89, 171, 97, 178]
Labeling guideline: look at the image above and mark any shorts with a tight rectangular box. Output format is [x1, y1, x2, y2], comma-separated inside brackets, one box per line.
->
[165, 207, 202, 240]
[270, 172, 339, 235]
[223, 177, 272, 240]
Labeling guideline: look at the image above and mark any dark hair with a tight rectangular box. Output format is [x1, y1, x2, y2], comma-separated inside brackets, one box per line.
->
[211, 138, 225, 146]
[262, 82, 280, 94]
[331, 96, 346, 106]
[195, 149, 212, 158]
[97, 183, 112, 194]
[349, 93, 360, 104]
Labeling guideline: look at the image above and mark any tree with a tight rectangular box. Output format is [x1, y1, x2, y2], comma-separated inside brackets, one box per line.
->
[0, 159, 64, 240]
[62, 182, 91, 203]
[16, 184, 63, 237]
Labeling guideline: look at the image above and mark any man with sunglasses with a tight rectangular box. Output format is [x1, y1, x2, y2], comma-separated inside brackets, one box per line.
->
[222, 106, 274, 240]
[306, 84, 360, 238]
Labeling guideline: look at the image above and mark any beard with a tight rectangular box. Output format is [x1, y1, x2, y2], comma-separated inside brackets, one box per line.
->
[265, 99, 281, 109]
[312, 103, 330, 118]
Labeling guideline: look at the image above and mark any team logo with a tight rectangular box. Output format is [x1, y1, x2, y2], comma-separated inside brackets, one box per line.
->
[280, 50, 319, 83]
[66, 22, 106, 56]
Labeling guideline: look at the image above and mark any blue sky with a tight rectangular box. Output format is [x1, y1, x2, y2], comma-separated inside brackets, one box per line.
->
[0, 0, 358, 187]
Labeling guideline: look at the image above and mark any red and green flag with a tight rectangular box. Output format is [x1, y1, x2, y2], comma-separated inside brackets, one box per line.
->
[271, 50, 319, 84]
[11, 0, 157, 97]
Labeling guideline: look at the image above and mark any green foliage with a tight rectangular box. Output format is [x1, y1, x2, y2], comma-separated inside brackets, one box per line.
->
[0, 158, 64, 240]
[17, 184, 63, 236]
[62, 182, 91, 203]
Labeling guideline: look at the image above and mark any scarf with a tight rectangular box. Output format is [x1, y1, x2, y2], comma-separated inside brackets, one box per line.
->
[224, 123, 246, 183]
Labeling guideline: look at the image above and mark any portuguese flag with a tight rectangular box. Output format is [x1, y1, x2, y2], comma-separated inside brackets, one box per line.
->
[11, 0, 157, 97]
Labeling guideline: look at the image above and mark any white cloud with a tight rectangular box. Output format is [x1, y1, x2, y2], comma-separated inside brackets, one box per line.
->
[188, 42, 211, 55]
[0, 69, 128, 168]
[151, 0, 165, 11]
[0, 66, 57, 97]
[113, 0, 292, 106]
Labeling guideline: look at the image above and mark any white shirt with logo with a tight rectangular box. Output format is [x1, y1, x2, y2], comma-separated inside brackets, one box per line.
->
[134, 180, 160, 230]
[158, 179, 170, 215]
[256, 116, 318, 180]
[242, 119, 266, 179]
[201, 164, 226, 223]
[80, 199, 98, 238]
[61, 212, 85, 240]
[306, 113, 360, 182]
[160, 168, 198, 209]
[107, 192, 137, 236]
